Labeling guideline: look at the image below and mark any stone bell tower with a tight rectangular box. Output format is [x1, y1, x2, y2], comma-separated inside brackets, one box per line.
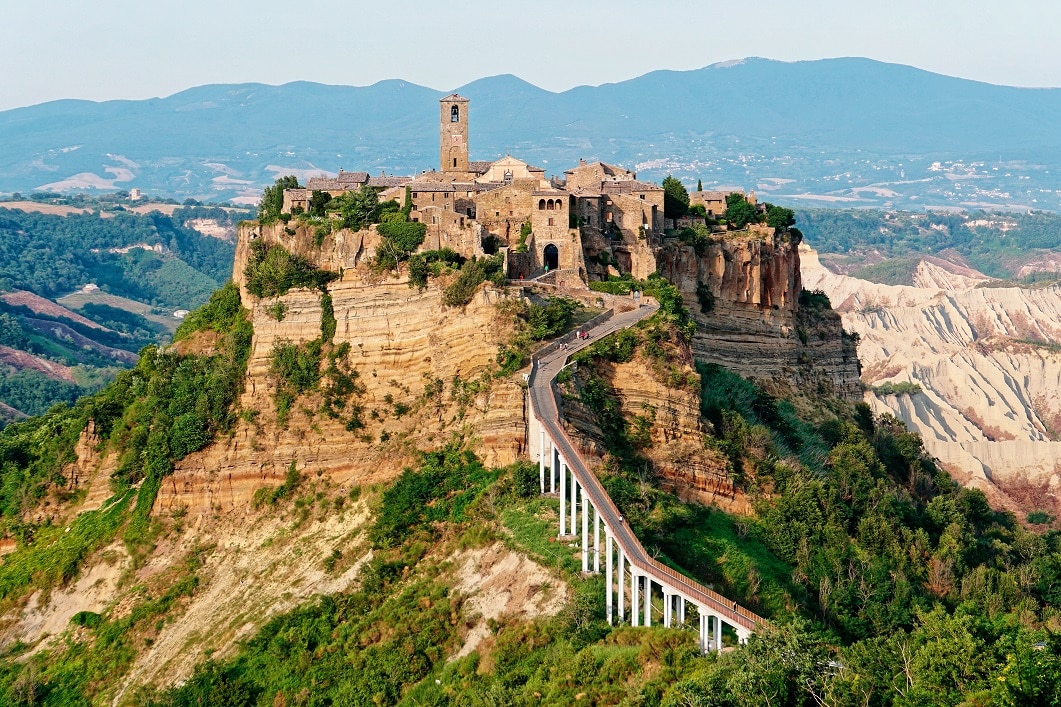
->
[440, 94, 469, 175]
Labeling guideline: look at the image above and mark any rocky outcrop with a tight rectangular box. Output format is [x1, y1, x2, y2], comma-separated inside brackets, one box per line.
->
[803, 245, 1061, 517]
[153, 222, 527, 518]
[561, 343, 741, 513]
[657, 236, 861, 400]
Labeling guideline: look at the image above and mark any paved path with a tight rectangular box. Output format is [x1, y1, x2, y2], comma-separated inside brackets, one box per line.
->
[529, 303, 766, 633]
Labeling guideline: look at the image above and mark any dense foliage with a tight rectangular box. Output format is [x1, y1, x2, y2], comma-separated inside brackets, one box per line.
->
[0, 283, 251, 603]
[242, 240, 338, 298]
[662, 176, 689, 219]
[441, 254, 506, 307]
[0, 207, 236, 304]
[796, 208, 1061, 280]
[258, 176, 300, 223]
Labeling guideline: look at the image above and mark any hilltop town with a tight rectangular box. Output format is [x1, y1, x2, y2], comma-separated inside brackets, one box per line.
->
[277, 94, 772, 286]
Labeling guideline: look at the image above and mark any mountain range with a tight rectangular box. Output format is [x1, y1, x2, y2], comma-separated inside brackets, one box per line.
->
[3, 57, 1061, 209]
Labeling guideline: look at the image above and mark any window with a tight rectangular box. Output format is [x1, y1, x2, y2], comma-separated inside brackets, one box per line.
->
[640, 194, 645, 200]
[548, 217, 554, 226]
[451, 105, 459, 122]
[453, 158, 457, 168]
[538, 199, 546, 210]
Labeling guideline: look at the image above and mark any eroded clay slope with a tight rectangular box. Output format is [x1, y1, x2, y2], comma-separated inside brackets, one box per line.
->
[802, 246, 1061, 516]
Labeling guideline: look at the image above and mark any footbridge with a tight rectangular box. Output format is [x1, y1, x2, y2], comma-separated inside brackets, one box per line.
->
[527, 301, 765, 651]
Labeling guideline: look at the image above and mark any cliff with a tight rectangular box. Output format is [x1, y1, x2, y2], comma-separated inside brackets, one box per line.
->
[656, 235, 861, 401]
[153, 221, 527, 518]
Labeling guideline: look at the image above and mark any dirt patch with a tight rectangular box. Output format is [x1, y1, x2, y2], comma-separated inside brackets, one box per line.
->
[1, 201, 95, 217]
[0, 541, 131, 653]
[448, 543, 567, 659]
[2, 290, 105, 330]
[0, 345, 77, 382]
[169, 330, 220, 357]
[113, 496, 373, 702]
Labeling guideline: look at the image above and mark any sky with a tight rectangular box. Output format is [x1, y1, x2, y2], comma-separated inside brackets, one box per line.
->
[2, 0, 1059, 112]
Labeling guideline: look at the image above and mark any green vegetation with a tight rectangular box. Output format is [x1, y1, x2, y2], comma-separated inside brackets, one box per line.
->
[0, 207, 238, 302]
[243, 240, 337, 298]
[515, 220, 531, 253]
[723, 193, 758, 230]
[797, 208, 1061, 279]
[0, 283, 251, 606]
[441, 254, 506, 307]
[494, 296, 583, 375]
[375, 220, 427, 272]
[872, 380, 923, 395]
[662, 176, 689, 219]
[258, 176, 300, 223]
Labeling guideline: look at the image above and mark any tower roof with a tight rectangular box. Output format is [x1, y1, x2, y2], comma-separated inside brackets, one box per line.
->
[440, 93, 469, 102]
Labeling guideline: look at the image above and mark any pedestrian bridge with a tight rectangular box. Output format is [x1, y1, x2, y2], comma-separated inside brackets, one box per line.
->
[527, 300, 765, 652]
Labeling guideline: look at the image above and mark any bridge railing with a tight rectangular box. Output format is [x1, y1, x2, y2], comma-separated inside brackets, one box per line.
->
[527, 311, 766, 633]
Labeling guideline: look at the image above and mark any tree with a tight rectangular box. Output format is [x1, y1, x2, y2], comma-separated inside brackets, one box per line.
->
[696, 178, 703, 192]
[258, 175, 300, 222]
[332, 185, 381, 230]
[765, 204, 796, 231]
[662, 176, 689, 219]
[308, 190, 332, 218]
[724, 193, 757, 230]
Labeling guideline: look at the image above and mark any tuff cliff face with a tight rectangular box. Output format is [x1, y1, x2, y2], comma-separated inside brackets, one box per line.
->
[153, 221, 527, 518]
[656, 235, 861, 401]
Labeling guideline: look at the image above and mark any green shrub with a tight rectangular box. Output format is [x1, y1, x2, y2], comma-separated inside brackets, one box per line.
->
[442, 255, 505, 307]
[375, 221, 427, 271]
[243, 240, 337, 298]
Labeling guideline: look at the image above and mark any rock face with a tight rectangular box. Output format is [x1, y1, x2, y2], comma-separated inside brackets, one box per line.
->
[803, 245, 1061, 517]
[153, 222, 527, 518]
[657, 236, 861, 400]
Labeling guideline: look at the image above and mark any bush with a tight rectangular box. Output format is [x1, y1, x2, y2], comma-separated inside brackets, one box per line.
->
[375, 221, 427, 271]
[243, 241, 337, 298]
[442, 255, 505, 307]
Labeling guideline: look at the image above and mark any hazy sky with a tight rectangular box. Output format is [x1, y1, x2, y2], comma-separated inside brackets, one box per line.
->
[3, 0, 1059, 111]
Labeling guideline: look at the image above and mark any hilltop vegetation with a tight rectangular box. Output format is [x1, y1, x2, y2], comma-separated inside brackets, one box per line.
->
[0, 205, 245, 419]
[798, 208, 1061, 282]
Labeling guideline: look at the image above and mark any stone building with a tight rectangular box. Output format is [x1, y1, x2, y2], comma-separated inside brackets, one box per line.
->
[279, 93, 679, 281]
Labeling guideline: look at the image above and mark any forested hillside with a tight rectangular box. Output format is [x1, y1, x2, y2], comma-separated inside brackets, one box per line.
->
[0, 204, 242, 419]
[797, 208, 1061, 282]
[1, 296, 1058, 705]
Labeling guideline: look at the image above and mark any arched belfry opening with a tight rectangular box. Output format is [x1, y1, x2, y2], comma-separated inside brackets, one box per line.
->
[544, 244, 559, 271]
[440, 94, 469, 174]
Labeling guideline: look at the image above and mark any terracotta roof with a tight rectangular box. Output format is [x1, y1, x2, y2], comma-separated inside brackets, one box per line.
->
[409, 182, 456, 192]
[367, 176, 412, 188]
[564, 161, 633, 177]
[467, 161, 492, 174]
[601, 180, 662, 194]
[285, 189, 311, 198]
[440, 93, 469, 102]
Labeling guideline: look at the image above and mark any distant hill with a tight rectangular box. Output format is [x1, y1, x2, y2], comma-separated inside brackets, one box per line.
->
[2, 57, 1060, 209]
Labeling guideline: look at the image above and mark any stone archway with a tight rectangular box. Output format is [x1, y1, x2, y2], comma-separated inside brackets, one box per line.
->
[544, 243, 559, 271]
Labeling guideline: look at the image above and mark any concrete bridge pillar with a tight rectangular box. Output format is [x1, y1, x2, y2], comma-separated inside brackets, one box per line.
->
[593, 505, 600, 573]
[663, 589, 672, 627]
[605, 530, 614, 624]
[569, 467, 577, 536]
[550, 440, 557, 493]
[714, 614, 723, 652]
[539, 427, 545, 494]
[617, 550, 625, 623]
[631, 571, 639, 627]
[581, 487, 589, 573]
[644, 577, 652, 627]
[558, 452, 566, 536]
